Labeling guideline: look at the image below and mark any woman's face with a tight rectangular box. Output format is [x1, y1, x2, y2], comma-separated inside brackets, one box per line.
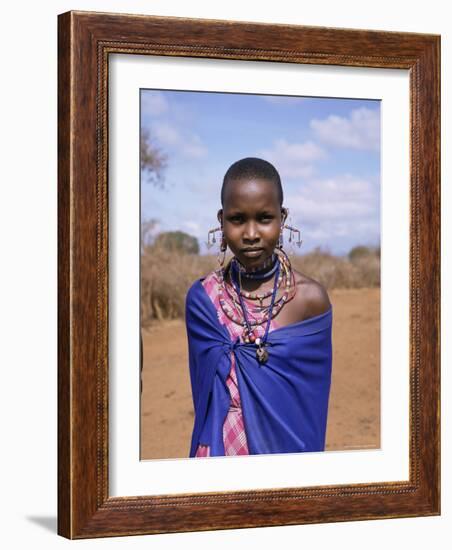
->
[219, 177, 286, 270]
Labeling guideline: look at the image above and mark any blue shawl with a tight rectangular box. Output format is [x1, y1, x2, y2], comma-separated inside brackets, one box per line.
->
[186, 278, 333, 457]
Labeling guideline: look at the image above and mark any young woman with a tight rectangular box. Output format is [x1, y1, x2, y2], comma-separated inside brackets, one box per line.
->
[186, 157, 333, 457]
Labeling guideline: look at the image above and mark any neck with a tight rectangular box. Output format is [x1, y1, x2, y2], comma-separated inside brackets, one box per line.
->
[232, 253, 278, 280]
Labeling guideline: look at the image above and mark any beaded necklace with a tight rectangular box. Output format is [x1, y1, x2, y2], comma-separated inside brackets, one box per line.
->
[231, 256, 283, 306]
[231, 261, 280, 364]
[217, 249, 297, 356]
[232, 251, 293, 310]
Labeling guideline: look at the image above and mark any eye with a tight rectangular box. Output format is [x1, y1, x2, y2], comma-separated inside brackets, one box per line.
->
[259, 213, 274, 223]
[228, 214, 244, 223]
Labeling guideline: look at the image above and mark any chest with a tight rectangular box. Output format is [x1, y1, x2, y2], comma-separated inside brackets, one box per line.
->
[271, 285, 308, 327]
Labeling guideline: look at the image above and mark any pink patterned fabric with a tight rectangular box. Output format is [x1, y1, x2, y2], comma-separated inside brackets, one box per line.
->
[195, 269, 279, 458]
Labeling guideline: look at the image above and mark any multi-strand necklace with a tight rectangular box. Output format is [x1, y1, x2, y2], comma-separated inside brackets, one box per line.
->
[217, 248, 296, 364]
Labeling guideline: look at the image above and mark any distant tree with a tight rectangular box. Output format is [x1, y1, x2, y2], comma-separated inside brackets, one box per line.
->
[140, 128, 167, 187]
[154, 231, 199, 255]
[348, 245, 373, 261]
[141, 218, 159, 254]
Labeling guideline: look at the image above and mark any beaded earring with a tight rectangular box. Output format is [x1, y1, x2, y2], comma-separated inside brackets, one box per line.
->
[206, 226, 227, 268]
[284, 224, 303, 248]
[277, 209, 303, 250]
[206, 226, 222, 249]
[277, 208, 288, 250]
[217, 232, 227, 268]
[278, 225, 284, 249]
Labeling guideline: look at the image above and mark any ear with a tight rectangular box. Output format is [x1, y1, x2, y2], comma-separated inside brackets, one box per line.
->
[217, 209, 223, 226]
[281, 207, 288, 223]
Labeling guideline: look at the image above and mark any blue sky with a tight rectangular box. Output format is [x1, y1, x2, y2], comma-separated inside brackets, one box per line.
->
[140, 89, 380, 256]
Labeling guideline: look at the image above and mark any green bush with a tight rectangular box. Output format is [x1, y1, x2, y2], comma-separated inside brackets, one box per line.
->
[153, 231, 199, 255]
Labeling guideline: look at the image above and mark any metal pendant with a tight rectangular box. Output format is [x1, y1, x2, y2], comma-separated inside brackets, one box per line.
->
[256, 345, 268, 364]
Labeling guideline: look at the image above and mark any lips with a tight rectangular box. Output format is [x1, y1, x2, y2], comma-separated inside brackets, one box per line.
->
[241, 248, 264, 257]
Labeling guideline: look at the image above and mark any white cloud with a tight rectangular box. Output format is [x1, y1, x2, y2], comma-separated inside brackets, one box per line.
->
[141, 91, 169, 116]
[182, 135, 208, 159]
[310, 107, 380, 151]
[285, 216, 380, 255]
[152, 122, 180, 146]
[258, 138, 326, 179]
[183, 221, 201, 237]
[284, 175, 379, 242]
[151, 121, 207, 159]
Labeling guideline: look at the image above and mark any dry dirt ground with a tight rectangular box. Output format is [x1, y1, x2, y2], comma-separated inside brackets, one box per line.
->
[140, 288, 380, 459]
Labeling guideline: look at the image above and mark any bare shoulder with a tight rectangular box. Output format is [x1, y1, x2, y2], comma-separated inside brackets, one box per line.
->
[291, 269, 331, 320]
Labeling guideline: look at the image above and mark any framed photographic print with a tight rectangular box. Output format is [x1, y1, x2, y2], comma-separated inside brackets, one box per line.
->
[138, 88, 382, 463]
[58, 11, 440, 538]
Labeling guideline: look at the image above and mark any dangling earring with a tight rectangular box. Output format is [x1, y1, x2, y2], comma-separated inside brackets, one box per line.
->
[206, 226, 222, 249]
[277, 209, 303, 250]
[277, 224, 284, 249]
[278, 208, 287, 250]
[206, 226, 227, 268]
[217, 232, 227, 268]
[284, 225, 303, 248]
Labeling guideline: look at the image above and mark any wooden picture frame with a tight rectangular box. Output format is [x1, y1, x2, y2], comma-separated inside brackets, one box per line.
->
[57, 10, 440, 539]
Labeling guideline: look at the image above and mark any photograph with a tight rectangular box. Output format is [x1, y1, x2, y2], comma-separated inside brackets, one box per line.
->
[139, 89, 381, 460]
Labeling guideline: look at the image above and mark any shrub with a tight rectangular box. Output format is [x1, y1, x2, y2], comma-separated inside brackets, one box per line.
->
[153, 231, 200, 255]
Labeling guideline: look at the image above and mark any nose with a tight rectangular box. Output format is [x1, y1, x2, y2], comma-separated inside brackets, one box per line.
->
[243, 220, 260, 243]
